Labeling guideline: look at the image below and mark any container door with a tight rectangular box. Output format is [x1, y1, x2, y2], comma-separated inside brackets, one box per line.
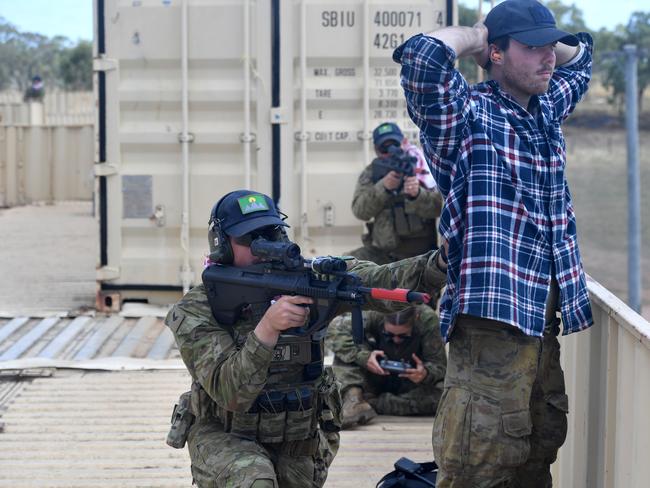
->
[95, 0, 272, 297]
[280, 0, 452, 256]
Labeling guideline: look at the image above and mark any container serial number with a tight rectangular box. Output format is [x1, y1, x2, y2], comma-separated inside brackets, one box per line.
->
[374, 11, 421, 28]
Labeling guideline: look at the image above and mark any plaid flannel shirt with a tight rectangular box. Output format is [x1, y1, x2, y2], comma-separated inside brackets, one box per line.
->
[393, 33, 594, 341]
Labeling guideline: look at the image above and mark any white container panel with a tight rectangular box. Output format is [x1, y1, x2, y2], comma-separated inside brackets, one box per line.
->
[98, 0, 272, 289]
[286, 0, 449, 256]
[97, 0, 452, 296]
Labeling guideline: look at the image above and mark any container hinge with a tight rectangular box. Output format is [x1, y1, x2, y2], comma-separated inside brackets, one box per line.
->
[357, 130, 372, 141]
[97, 266, 120, 281]
[93, 57, 118, 72]
[94, 163, 118, 176]
[294, 131, 311, 142]
[239, 132, 257, 143]
[178, 132, 195, 143]
[270, 107, 288, 124]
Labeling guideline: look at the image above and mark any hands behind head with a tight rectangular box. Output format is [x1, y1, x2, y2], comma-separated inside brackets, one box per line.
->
[472, 21, 490, 69]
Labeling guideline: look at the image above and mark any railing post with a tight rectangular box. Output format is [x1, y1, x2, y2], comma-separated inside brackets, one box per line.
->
[624, 44, 641, 313]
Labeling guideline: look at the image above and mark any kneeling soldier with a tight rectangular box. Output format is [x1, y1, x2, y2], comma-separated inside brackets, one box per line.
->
[165, 189, 448, 488]
[328, 306, 446, 428]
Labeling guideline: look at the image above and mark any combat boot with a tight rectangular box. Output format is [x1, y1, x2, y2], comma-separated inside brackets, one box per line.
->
[341, 386, 377, 429]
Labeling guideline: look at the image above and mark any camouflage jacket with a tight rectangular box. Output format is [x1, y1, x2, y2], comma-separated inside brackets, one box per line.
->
[165, 251, 447, 415]
[327, 305, 446, 386]
[351, 162, 443, 254]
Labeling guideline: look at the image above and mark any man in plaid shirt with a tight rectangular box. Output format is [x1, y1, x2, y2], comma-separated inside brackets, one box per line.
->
[393, 0, 594, 486]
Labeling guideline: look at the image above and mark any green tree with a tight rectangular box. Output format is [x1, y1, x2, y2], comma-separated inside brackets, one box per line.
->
[601, 12, 650, 110]
[59, 40, 92, 91]
[0, 16, 91, 92]
[544, 0, 589, 33]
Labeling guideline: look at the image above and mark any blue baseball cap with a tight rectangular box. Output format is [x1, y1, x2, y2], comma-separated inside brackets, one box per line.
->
[373, 122, 403, 148]
[211, 190, 288, 237]
[485, 0, 579, 47]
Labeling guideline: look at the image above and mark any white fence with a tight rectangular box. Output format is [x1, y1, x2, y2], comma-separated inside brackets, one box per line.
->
[0, 125, 94, 206]
[553, 275, 650, 488]
[0, 90, 94, 126]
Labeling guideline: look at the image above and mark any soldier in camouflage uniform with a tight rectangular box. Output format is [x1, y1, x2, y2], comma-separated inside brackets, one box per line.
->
[327, 305, 446, 428]
[165, 189, 448, 488]
[348, 122, 443, 265]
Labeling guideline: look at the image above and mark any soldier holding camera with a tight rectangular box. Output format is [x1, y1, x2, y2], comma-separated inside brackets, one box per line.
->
[327, 305, 447, 429]
[348, 122, 443, 265]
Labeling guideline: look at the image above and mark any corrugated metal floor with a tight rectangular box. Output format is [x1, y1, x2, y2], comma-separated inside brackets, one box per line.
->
[0, 367, 435, 488]
[0, 313, 179, 364]
[0, 313, 436, 487]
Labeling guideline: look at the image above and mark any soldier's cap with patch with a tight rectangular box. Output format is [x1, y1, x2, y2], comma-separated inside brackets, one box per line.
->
[372, 122, 403, 148]
[214, 190, 288, 237]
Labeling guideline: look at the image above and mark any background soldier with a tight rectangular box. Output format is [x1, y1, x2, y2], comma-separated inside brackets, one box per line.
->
[348, 122, 443, 265]
[164, 189, 447, 488]
[328, 305, 446, 429]
[23, 75, 44, 102]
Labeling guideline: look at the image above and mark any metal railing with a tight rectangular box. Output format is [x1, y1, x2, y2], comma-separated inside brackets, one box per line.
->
[553, 275, 650, 488]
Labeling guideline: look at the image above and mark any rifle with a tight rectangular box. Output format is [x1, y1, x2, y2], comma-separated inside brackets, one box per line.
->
[202, 238, 431, 344]
[371, 145, 419, 189]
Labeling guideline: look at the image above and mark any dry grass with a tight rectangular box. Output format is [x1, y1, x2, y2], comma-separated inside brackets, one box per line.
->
[563, 97, 650, 319]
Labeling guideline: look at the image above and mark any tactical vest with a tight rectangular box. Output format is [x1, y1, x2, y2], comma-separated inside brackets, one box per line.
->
[191, 329, 341, 449]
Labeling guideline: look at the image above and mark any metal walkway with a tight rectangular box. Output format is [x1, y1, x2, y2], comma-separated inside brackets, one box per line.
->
[0, 313, 180, 365]
[0, 368, 434, 488]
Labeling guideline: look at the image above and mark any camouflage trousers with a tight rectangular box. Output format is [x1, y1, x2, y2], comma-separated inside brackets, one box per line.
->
[187, 420, 339, 488]
[333, 362, 442, 416]
[432, 315, 568, 488]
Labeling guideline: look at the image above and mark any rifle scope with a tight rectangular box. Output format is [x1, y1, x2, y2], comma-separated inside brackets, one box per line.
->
[250, 238, 303, 268]
[309, 256, 348, 274]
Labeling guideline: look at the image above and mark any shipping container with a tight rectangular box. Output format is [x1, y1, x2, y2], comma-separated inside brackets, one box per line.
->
[94, 0, 456, 305]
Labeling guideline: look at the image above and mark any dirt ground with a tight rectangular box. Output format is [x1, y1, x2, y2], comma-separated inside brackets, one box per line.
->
[564, 125, 650, 317]
[0, 201, 96, 316]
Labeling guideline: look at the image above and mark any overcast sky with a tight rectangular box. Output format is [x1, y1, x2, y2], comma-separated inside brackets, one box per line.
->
[0, 0, 646, 42]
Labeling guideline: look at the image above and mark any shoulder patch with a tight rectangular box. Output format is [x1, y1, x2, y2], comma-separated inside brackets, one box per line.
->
[166, 307, 185, 333]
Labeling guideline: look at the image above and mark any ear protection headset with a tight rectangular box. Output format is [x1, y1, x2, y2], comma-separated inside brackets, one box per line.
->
[207, 192, 233, 264]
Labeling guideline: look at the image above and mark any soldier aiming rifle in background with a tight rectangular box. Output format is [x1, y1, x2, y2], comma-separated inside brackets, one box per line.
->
[348, 122, 443, 265]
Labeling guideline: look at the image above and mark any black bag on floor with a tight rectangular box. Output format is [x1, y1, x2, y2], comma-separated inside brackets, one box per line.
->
[376, 457, 437, 487]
